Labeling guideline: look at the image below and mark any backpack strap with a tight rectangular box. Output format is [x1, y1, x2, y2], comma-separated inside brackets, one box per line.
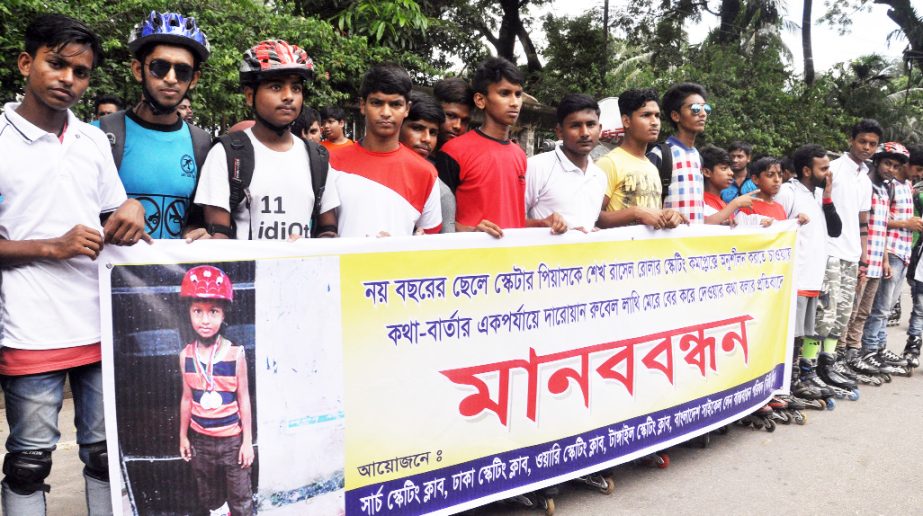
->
[304, 139, 330, 237]
[187, 123, 212, 172]
[97, 111, 127, 170]
[217, 132, 256, 214]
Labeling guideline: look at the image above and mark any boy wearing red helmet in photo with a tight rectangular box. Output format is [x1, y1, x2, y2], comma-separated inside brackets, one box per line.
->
[177, 266, 253, 516]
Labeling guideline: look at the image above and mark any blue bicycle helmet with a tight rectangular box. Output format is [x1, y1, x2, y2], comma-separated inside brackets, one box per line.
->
[128, 11, 210, 62]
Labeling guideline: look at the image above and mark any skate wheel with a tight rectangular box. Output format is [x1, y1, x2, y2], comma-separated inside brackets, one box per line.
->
[544, 498, 555, 516]
[850, 389, 860, 401]
[765, 419, 776, 432]
[657, 453, 670, 469]
[601, 477, 615, 495]
[825, 398, 836, 410]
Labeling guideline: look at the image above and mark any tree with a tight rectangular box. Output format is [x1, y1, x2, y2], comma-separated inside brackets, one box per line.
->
[823, 0, 923, 69]
[803, 0, 815, 85]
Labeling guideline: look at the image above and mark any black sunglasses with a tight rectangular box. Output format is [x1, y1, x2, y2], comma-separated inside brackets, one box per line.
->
[148, 59, 195, 83]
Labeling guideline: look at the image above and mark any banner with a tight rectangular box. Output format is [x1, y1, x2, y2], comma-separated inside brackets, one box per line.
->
[99, 223, 797, 515]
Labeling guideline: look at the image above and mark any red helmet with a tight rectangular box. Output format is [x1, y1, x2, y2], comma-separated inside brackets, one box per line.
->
[180, 265, 233, 302]
[874, 142, 910, 164]
[239, 39, 313, 86]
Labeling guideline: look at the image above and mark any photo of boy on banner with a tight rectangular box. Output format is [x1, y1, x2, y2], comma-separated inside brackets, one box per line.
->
[109, 261, 258, 515]
[178, 265, 254, 516]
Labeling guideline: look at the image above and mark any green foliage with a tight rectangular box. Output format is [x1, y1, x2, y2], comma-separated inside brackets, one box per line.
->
[335, 0, 430, 51]
[0, 0, 404, 131]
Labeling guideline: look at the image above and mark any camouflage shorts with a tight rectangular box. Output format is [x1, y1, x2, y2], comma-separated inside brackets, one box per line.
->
[814, 257, 858, 339]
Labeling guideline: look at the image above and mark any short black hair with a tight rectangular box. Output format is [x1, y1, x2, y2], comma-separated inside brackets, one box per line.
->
[780, 156, 795, 175]
[471, 57, 524, 96]
[661, 82, 707, 129]
[699, 145, 731, 170]
[25, 14, 103, 69]
[556, 93, 599, 125]
[750, 156, 781, 177]
[433, 77, 473, 108]
[617, 88, 659, 118]
[406, 91, 444, 125]
[727, 141, 753, 156]
[93, 94, 124, 112]
[319, 105, 346, 122]
[851, 118, 883, 139]
[359, 62, 412, 101]
[908, 144, 923, 168]
[792, 144, 827, 179]
[291, 106, 320, 138]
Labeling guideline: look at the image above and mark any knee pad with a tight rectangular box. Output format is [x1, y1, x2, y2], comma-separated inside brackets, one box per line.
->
[2, 450, 51, 495]
[81, 442, 109, 483]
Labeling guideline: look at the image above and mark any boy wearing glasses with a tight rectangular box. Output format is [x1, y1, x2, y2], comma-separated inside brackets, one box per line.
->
[652, 82, 710, 224]
[95, 11, 212, 240]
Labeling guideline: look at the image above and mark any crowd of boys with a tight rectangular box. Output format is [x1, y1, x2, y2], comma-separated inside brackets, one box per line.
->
[3, 10, 923, 516]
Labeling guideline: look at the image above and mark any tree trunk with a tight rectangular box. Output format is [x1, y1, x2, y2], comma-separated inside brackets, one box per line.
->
[875, 0, 923, 68]
[802, 0, 815, 85]
[717, 0, 743, 45]
[493, 0, 520, 62]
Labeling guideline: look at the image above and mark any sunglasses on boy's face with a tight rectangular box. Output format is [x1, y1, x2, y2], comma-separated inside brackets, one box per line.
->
[147, 59, 195, 83]
[686, 102, 712, 116]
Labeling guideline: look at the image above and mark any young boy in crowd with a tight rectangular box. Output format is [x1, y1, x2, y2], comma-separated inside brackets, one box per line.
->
[699, 145, 754, 225]
[441, 57, 564, 237]
[596, 88, 684, 230]
[526, 93, 607, 231]
[93, 93, 123, 119]
[194, 40, 339, 240]
[652, 82, 710, 224]
[178, 265, 253, 516]
[399, 91, 456, 233]
[0, 14, 148, 514]
[904, 144, 923, 367]
[774, 145, 847, 397]
[432, 77, 473, 150]
[320, 105, 353, 150]
[861, 143, 917, 370]
[818, 120, 879, 371]
[291, 106, 322, 144]
[737, 157, 789, 223]
[332, 63, 442, 237]
[720, 141, 757, 203]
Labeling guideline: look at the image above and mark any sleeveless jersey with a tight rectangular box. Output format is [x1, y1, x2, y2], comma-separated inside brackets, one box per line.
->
[181, 338, 243, 437]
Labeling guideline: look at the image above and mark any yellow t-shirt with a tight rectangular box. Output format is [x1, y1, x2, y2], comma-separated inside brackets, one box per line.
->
[596, 147, 662, 211]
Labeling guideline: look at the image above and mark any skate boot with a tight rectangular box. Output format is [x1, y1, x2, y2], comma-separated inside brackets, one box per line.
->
[845, 348, 884, 386]
[887, 300, 901, 326]
[833, 348, 859, 381]
[904, 336, 921, 369]
[768, 396, 792, 424]
[799, 358, 836, 409]
[737, 404, 776, 432]
[573, 473, 615, 495]
[778, 395, 807, 424]
[877, 348, 911, 377]
[861, 351, 894, 383]
[816, 352, 860, 400]
[504, 487, 558, 515]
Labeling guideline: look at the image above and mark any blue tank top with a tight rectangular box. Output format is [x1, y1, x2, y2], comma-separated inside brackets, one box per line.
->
[94, 111, 198, 238]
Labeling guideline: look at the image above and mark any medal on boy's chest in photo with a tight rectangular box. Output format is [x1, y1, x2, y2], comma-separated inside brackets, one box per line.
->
[200, 390, 223, 410]
[194, 338, 224, 411]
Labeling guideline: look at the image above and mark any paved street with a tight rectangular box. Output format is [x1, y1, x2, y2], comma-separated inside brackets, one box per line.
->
[28, 291, 923, 515]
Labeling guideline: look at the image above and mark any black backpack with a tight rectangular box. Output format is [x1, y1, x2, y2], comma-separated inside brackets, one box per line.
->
[184, 131, 330, 238]
[645, 142, 674, 202]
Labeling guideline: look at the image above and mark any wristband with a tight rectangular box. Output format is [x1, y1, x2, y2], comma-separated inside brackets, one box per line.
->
[822, 198, 833, 204]
[206, 223, 234, 238]
[859, 222, 869, 228]
[858, 260, 868, 267]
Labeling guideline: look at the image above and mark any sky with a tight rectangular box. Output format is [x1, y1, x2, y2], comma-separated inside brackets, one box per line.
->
[533, 0, 913, 74]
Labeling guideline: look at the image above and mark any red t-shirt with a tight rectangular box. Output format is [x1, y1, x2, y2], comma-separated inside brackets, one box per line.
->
[0, 343, 101, 376]
[739, 198, 786, 221]
[703, 192, 726, 212]
[440, 129, 526, 229]
[322, 139, 354, 152]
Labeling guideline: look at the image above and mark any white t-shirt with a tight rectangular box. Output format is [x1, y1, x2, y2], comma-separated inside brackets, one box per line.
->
[526, 145, 607, 229]
[0, 103, 127, 349]
[776, 179, 827, 291]
[822, 154, 871, 262]
[194, 129, 340, 240]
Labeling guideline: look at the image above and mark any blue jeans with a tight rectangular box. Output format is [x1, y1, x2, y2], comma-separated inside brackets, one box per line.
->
[863, 255, 907, 351]
[910, 280, 923, 337]
[0, 362, 108, 515]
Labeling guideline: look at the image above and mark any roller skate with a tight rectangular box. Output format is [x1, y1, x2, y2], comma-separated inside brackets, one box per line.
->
[904, 336, 921, 369]
[573, 472, 615, 495]
[860, 351, 894, 383]
[845, 348, 884, 386]
[791, 395, 826, 411]
[799, 358, 836, 409]
[768, 396, 792, 424]
[778, 395, 808, 424]
[736, 404, 776, 432]
[887, 300, 901, 326]
[637, 451, 670, 469]
[816, 352, 860, 400]
[878, 348, 911, 377]
[503, 487, 557, 515]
